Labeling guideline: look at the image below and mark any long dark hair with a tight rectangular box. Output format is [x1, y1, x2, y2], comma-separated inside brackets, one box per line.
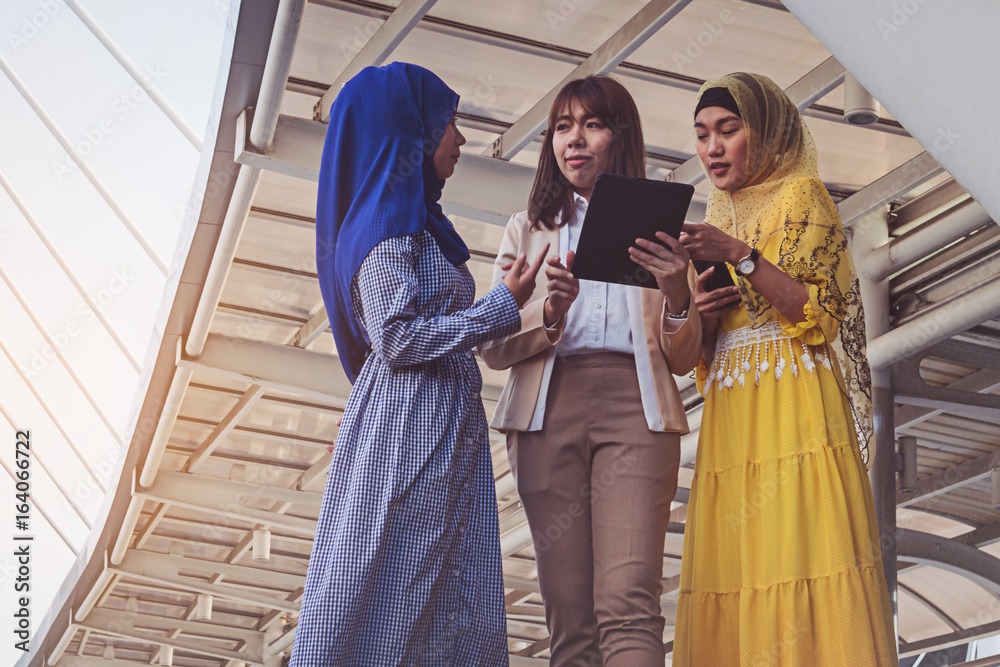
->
[528, 75, 646, 231]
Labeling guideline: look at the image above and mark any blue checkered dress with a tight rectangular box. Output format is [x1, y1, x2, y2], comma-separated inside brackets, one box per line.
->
[290, 232, 520, 667]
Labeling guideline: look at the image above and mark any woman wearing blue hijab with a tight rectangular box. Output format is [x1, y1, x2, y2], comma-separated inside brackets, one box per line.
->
[290, 62, 545, 666]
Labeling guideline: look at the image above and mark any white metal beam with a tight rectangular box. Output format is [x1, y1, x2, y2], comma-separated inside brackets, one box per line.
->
[862, 199, 991, 281]
[896, 529, 1000, 596]
[134, 502, 170, 550]
[140, 353, 193, 488]
[251, 0, 307, 150]
[74, 608, 262, 664]
[188, 0, 306, 357]
[235, 114, 537, 222]
[110, 549, 302, 614]
[866, 274, 1000, 370]
[485, 0, 693, 160]
[139, 469, 321, 528]
[44, 624, 77, 666]
[118, 547, 305, 592]
[838, 152, 943, 230]
[895, 368, 1000, 431]
[900, 619, 1000, 658]
[667, 56, 845, 185]
[186, 385, 266, 472]
[315, 0, 439, 122]
[896, 448, 1000, 508]
[178, 333, 353, 403]
[140, 501, 312, 543]
[291, 307, 330, 348]
[50, 660, 152, 667]
[110, 472, 144, 565]
[298, 454, 332, 491]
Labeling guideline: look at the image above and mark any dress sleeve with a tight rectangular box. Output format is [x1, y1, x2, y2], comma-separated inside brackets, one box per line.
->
[477, 213, 560, 371]
[769, 178, 858, 346]
[352, 234, 521, 369]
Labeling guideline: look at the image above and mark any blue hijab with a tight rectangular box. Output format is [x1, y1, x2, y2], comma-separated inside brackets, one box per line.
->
[316, 62, 470, 382]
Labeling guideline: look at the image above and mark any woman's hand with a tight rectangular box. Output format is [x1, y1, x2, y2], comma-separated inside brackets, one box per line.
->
[502, 244, 550, 308]
[542, 251, 579, 327]
[325, 416, 343, 453]
[629, 232, 691, 315]
[693, 265, 742, 330]
[680, 222, 750, 264]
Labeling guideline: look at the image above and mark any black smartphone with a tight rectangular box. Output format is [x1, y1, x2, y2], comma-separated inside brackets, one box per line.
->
[692, 259, 736, 292]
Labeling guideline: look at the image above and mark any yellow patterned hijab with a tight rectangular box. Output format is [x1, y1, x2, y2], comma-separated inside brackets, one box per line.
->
[697, 72, 874, 467]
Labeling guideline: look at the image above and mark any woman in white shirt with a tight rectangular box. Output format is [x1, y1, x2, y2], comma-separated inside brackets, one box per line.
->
[479, 75, 701, 667]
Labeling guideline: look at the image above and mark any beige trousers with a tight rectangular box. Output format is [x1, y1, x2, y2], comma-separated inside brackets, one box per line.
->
[507, 353, 680, 667]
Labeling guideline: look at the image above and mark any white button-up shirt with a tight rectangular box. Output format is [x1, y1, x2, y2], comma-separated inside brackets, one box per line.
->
[555, 193, 635, 357]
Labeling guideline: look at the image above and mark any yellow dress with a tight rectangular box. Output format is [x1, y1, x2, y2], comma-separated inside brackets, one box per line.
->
[672, 179, 898, 666]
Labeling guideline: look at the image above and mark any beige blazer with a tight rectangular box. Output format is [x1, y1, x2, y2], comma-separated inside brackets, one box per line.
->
[478, 209, 702, 433]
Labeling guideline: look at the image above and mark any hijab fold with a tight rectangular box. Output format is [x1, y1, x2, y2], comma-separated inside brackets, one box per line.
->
[697, 72, 874, 467]
[316, 62, 469, 382]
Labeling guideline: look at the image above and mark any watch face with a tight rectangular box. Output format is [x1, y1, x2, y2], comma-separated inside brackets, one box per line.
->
[738, 258, 754, 275]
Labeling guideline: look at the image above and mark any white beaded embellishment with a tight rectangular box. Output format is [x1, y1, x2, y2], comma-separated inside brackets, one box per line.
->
[709, 321, 821, 392]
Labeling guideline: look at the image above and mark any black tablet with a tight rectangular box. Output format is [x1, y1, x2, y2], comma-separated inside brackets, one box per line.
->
[571, 174, 695, 289]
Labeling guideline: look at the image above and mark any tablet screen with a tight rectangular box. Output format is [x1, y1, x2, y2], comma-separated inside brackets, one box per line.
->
[571, 174, 694, 289]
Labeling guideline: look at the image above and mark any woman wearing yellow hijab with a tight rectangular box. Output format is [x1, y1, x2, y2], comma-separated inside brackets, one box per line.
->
[674, 72, 898, 665]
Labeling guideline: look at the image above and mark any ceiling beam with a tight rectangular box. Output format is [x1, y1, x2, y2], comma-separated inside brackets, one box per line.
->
[893, 178, 969, 228]
[867, 274, 1000, 371]
[900, 618, 1000, 658]
[50, 659, 158, 667]
[484, 0, 693, 160]
[178, 332, 353, 403]
[133, 502, 170, 551]
[863, 199, 992, 281]
[838, 151, 943, 229]
[237, 113, 711, 224]
[178, 332, 506, 404]
[896, 368, 1000, 431]
[235, 113, 536, 222]
[138, 469, 321, 535]
[897, 447, 1000, 507]
[74, 608, 262, 664]
[110, 549, 302, 614]
[897, 581, 962, 632]
[896, 528, 1000, 596]
[186, 385, 267, 473]
[667, 55, 845, 185]
[291, 307, 330, 347]
[315, 0, 439, 122]
[954, 520, 1000, 549]
[893, 354, 1000, 424]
